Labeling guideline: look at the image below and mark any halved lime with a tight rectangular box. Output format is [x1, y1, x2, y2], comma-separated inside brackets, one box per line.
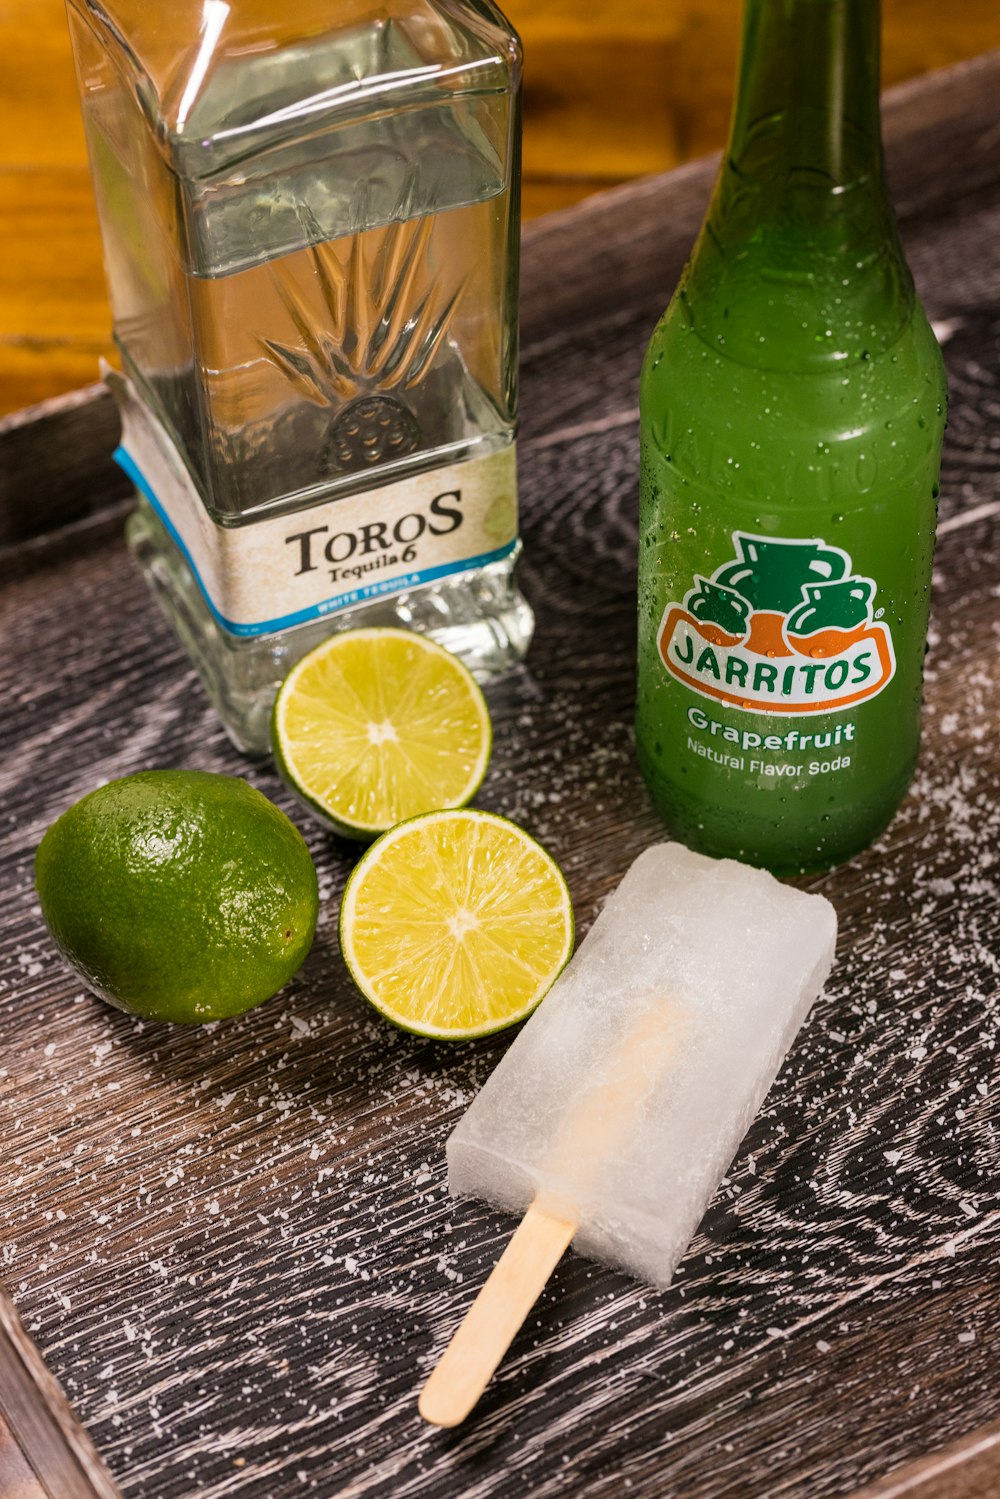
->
[272, 629, 492, 839]
[339, 809, 574, 1040]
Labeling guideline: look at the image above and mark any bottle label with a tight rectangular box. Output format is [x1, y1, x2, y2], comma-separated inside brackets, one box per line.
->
[109, 372, 518, 638]
[656, 531, 896, 714]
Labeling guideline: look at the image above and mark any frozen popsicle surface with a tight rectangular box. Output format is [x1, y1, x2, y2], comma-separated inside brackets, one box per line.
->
[447, 842, 837, 1289]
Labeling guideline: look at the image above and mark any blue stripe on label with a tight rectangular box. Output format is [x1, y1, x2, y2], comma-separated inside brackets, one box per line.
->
[115, 446, 518, 639]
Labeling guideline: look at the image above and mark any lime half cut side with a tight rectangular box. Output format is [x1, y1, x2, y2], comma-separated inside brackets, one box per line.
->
[272, 628, 492, 839]
[340, 809, 574, 1040]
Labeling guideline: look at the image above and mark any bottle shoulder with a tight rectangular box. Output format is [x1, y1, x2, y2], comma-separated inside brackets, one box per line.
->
[643, 275, 945, 395]
[640, 301, 947, 502]
[69, 0, 517, 179]
[653, 171, 925, 374]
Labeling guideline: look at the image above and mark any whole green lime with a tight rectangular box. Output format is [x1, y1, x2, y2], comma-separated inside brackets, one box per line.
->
[35, 770, 319, 1024]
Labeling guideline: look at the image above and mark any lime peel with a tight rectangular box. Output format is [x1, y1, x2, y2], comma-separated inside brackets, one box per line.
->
[34, 770, 318, 1025]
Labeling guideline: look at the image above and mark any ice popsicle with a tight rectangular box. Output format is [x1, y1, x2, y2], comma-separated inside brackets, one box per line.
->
[419, 842, 837, 1426]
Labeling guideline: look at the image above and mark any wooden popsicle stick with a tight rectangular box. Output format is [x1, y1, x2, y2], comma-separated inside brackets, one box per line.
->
[420, 994, 685, 1426]
[418, 1201, 576, 1428]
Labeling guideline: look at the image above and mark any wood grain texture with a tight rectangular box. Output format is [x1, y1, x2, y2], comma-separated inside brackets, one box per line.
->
[848, 1421, 1000, 1498]
[0, 385, 128, 550]
[0, 51, 998, 1499]
[0, 1291, 124, 1499]
[0, 1412, 48, 1499]
[0, 0, 998, 415]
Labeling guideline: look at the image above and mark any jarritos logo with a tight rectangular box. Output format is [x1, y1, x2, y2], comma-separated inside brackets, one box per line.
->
[658, 533, 896, 715]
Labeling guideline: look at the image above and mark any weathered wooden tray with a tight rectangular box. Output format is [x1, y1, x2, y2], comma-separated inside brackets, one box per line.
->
[1, 52, 997, 1499]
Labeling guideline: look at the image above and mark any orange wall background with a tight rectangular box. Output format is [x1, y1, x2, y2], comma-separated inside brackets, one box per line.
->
[0, 0, 996, 416]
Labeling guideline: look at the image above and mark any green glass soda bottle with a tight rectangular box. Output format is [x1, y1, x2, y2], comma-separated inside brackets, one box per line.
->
[636, 0, 946, 875]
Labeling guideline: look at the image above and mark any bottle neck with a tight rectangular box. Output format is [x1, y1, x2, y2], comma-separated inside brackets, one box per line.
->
[683, 0, 913, 371]
[728, 0, 883, 193]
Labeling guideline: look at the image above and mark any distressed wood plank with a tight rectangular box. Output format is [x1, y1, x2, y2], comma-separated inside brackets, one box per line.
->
[0, 1289, 124, 1499]
[848, 1422, 1000, 1498]
[0, 52, 997, 1499]
[0, 1412, 48, 1499]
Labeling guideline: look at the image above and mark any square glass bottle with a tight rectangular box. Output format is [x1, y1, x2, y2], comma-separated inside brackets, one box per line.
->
[67, 0, 531, 751]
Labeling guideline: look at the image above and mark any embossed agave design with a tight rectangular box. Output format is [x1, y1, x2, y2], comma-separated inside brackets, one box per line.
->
[258, 213, 467, 473]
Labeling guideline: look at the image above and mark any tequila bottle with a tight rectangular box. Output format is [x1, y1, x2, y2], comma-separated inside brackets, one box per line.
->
[67, 0, 531, 751]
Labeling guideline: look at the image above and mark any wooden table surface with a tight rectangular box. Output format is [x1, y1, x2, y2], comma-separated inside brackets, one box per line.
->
[0, 0, 997, 416]
[1, 47, 998, 1499]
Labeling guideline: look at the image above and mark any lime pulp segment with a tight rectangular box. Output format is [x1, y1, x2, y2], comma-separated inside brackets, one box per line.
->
[340, 809, 574, 1040]
[273, 628, 492, 837]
